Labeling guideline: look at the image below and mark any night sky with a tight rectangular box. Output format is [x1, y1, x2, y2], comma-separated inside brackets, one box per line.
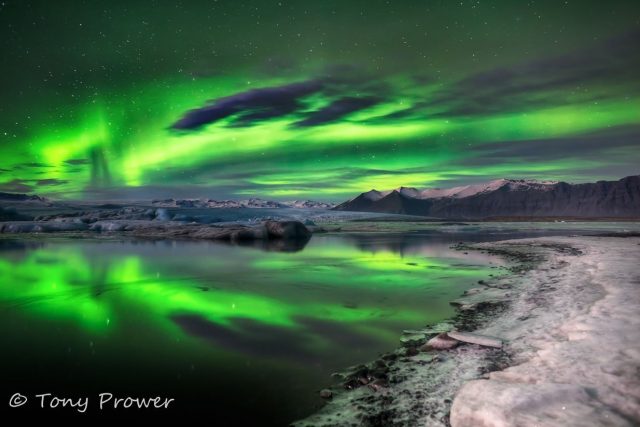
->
[1, 0, 639, 200]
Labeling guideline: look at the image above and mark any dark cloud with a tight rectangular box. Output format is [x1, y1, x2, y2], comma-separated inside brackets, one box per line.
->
[171, 67, 388, 130]
[16, 162, 48, 169]
[36, 178, 69, 186]
[463, 125, 640, 165]
[390, 30, 640, 120]
[172, 79, 324, 130]
[293, 96, 382, 127]
[64, 158, 90, 165]
[0, 179, 33, 193]
[0, 178, 69, 194]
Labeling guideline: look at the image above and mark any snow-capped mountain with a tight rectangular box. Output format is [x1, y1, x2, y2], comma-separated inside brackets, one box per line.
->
[334, 176, 640, 218]
[354, 179, 559, 202]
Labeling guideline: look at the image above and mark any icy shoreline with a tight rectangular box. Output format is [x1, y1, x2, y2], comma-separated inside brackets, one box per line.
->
[451, 236, 640, 426]
[294, 236, 640, 426]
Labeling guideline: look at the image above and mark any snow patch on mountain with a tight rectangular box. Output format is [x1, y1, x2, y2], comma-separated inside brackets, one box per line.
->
[367, 179, 560, 201]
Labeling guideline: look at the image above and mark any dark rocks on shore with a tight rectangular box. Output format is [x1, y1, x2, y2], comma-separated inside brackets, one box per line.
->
[405, 347, 419, 357]
[368, 379, 389, 392]
[319, 389, 333, 399]
[264, 220, 312, 240]
[400, 333, 427, 347]
[332, 359, 395, 394]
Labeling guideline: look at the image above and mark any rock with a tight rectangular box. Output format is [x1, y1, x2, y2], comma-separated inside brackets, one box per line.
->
[421, 333, 459, 350]
[446, 331, 503, 348]
[450, 288, 511, 309]
[374, 359, 388, 368]
[264, 220, 311, 239]
[400, 333, 427, 347]
[368, 379, 388, 392]
[231, 227, 266, 241]
[319, 389, 333, 399]
[402, 329, 426, 335]
[423, 322, 455, 334]
[303, 219, 317, 226]
[405, 347, 419, 356]
[370, 367, 388, 380]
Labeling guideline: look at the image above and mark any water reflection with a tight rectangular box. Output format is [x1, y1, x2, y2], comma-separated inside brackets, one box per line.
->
[226, 235, 310, 252]
[0, 234, 498, 422]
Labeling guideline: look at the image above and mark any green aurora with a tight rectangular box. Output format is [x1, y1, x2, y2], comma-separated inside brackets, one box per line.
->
[1, 1, 639, 200]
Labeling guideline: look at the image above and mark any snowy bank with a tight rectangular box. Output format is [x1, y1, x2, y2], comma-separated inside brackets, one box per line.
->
[451, 236, 640, 426]
[294, 236, 640, 427]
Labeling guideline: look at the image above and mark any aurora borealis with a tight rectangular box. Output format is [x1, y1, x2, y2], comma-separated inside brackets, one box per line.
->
[1, 1, 639, 200]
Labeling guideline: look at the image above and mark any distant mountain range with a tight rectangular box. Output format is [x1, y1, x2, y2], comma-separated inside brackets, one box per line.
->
[333, 175, 640, 218]
[0, 193, 335, 210]
[151, 198, 335, 209]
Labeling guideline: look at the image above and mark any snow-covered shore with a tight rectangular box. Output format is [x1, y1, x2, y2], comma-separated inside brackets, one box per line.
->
[451, 236, 640, 426]
[294, 236, 640, 426]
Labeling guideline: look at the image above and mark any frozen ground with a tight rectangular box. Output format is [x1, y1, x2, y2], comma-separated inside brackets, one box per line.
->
[294, 236, 640, 427]
[451, 236, 640, 426]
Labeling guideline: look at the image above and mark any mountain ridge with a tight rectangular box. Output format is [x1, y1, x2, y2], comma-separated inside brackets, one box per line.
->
[334, 175, 640, 218]
[353, 179, 561, 202]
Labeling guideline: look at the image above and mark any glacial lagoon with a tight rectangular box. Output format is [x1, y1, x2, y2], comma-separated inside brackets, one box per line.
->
[1, 223, 637, 422]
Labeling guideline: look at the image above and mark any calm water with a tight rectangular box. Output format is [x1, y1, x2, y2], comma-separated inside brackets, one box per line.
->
[4, 223, 630, 421]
